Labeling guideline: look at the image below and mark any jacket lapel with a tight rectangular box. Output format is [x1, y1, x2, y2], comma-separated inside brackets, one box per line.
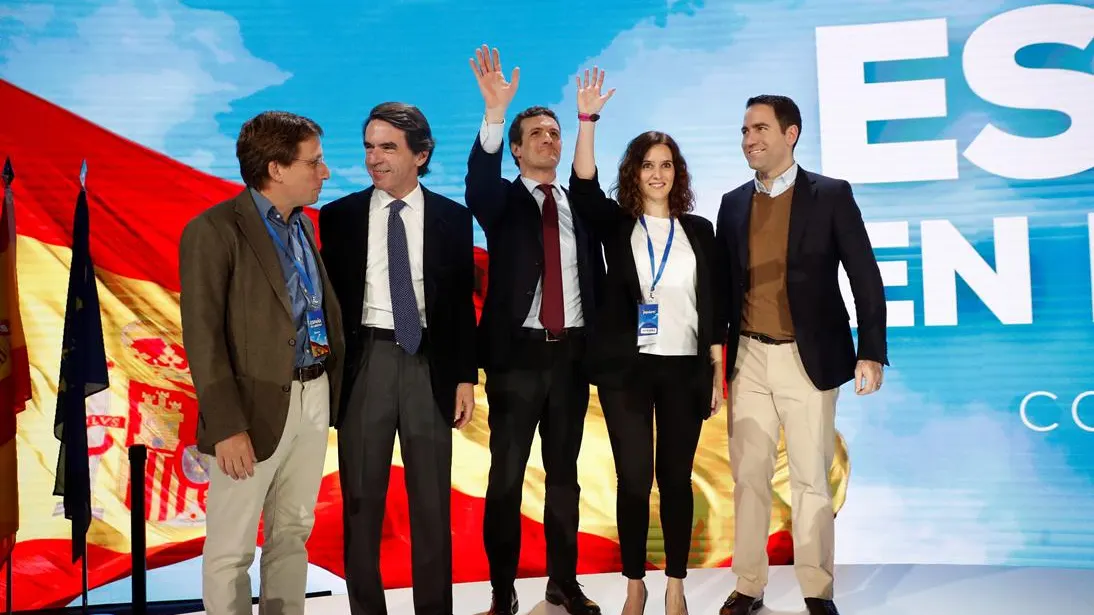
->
[733, 184, 754, 276]
[621, 219, 643, 303]
[349, 188, 373, 296]
[516, 180, 544, 252]
[679, 215, 710, 339]
[786, 167, 815, 263]
[422, 187, 444, 317]
[234, 191, 292, 316]
[680, 215, 707, 292]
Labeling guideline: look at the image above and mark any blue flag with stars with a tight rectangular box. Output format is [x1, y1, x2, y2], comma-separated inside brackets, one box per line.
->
[52, 177, 108, 563]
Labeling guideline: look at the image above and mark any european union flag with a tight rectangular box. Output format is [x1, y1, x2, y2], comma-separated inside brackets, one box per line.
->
[52, 171, 108, 563]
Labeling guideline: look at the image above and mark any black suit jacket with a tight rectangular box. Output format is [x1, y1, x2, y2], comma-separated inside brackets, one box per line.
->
[568, 169, 723, 417]
[715, 166, 888, 391]
[318, 185, 478, 425]
[464, 136, 604, 369]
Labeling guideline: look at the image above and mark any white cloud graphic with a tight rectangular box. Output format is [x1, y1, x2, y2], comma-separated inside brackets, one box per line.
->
[831, 371, 1094, 565]
[0, 0, 290, 177]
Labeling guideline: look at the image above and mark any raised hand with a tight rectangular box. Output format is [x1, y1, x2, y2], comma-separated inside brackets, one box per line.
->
[469, 44, 520, 119]
[576, 67, 616, 115]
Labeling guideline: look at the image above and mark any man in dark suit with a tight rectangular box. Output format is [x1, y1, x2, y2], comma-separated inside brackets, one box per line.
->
[319, 102, 477, 615]
[465, 46, 603, 615]
[715, 95, 887, 615]
[179, 111, 344, 615]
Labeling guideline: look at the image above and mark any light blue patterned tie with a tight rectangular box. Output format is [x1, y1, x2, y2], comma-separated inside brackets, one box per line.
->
[387, 199, 421, 354]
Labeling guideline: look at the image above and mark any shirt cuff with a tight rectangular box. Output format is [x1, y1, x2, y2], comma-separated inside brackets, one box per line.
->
[479, 116, 504, 154]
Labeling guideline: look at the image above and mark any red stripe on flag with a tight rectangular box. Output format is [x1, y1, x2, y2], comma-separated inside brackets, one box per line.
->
[0, 80, 491, 307]
[0, 78, 239, 292]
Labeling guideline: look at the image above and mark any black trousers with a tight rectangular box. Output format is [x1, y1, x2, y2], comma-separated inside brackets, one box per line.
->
[338, 338, 453, 615]
[598, 353, 705, 579]
[482, 331, 589, 589]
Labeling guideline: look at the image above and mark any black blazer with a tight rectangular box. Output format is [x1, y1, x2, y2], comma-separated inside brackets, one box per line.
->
[318, 185, 478, 426]
[714, 166, 888, 391]
[464, 136, 604, 369]
[568, 169, 723, 418]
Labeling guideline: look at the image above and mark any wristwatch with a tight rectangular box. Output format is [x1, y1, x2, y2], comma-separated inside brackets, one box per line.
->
[578, 112, 600, 122]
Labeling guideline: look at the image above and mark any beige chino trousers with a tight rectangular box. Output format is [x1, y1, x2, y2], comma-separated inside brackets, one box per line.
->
[729, 336, 839, 600]
[201, 373, 330, 615]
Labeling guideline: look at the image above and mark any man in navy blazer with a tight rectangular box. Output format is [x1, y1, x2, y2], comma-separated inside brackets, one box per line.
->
[715, 95, 887, 615]
[320, 102, 477, 615]
[464, 45, 604, 615]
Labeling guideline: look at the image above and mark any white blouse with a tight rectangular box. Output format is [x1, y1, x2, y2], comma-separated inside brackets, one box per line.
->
[630, 215, 699, 356]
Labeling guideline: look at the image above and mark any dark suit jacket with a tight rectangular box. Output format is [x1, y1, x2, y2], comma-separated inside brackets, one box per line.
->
[318, 185, 478, 426]
[179, 189, 345, 462]
[464, 136, 604, 369]
[715, 166, 888, 391]
[569, 169, 723, 418]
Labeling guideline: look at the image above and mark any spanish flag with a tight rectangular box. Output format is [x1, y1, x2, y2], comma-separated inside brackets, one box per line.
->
[1, 157, 32, 565]
[0, 77, 849, 610]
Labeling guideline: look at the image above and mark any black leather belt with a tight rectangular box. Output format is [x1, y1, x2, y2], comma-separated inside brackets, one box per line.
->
[361, 326, 429, 349]
[363, 326, 397, 342]
[741, 331, 794, 345]
[516, 327, 584, 342]
[294, 362, 326, 382]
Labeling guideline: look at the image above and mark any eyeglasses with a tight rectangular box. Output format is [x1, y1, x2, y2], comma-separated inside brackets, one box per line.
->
[293, 156, 327, 169]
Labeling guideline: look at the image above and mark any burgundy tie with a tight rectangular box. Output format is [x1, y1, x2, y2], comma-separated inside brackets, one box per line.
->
[536, 184, 564, 335]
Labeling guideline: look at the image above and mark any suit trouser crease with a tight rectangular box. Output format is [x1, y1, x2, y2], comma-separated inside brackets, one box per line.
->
[599, 354, 704, 580]
[729, 336, 838, 600]
[339, 339, 453, 615]
[482, 337, 588, 590]
[202, 373, 331, 615]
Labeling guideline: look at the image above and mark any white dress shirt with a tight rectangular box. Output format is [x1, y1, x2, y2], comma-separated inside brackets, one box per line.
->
[361, 184, 429, 328]
[754, 162, 798, 198]
[631, 216, 698, 356]
[479, 118, 584, 328]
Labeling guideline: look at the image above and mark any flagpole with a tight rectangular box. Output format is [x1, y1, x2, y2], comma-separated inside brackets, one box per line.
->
[81, 553, 88, 615]
[129, 444, 147, 615]
[81, 158, 90, 615]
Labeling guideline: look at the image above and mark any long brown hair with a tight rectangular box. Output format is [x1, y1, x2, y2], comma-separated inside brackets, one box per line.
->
[609, 131, 695, 218]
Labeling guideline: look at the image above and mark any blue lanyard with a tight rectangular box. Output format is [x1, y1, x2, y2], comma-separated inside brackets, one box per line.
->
[639, 215, 673, 299]
[261, 213, 317, 300]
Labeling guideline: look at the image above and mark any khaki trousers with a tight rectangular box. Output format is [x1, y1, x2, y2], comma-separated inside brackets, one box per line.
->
[729, 336, 839, 599]
[202, 373, 330, 615]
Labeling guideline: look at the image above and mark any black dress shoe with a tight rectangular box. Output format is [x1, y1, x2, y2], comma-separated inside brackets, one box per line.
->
[718, 590, 764, 615]
[487, 587, 518, 615]
[804, 597, 839, 615]
[545, 578, 601, 615]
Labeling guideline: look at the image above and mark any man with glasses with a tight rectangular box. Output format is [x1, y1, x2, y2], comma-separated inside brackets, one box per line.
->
[180, 110, 345, 615]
